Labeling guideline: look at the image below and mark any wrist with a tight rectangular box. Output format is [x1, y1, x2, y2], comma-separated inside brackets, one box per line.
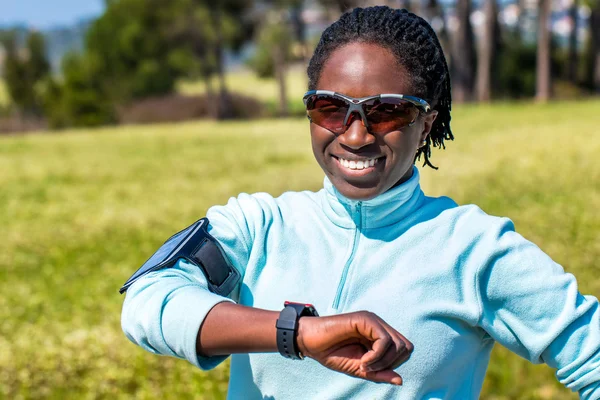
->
[296, 317, 309, 359]
[275, 301, 319, 360]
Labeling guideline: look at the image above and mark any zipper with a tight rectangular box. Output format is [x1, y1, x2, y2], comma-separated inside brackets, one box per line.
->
[331, 201, 362, 310]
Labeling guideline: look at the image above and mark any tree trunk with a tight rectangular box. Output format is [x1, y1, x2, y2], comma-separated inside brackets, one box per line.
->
[591, 3, 600, 92]
[203, 74, 217, 118]
[211, 7, 234, 120]
[476, 0, 499, 102]
[290, 2, 309, 66]
[536, 0, 552, 102]
[273, 43, 288, 117]
[422, 0, 450, 67]
[567, 0, 579, 82]
[451, 0, 476, 103]
[516, 0, 526, 38]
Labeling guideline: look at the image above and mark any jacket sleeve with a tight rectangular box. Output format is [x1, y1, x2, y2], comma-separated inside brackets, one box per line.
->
[120, 194, 262, 370]
[474, 216, 600, 399]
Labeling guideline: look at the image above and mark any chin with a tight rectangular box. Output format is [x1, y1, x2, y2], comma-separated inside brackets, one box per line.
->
[330, 176, 384, 201]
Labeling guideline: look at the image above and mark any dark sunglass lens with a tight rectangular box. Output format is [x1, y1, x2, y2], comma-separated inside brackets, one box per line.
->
[306, 95, 348, 133]
[365, 98, 419, 134]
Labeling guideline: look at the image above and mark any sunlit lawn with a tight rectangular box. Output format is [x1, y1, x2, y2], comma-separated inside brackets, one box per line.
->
[0, 79, 8, 109]
[1, 99, 599, 399]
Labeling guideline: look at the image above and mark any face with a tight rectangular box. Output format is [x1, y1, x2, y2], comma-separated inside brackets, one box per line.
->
[310, 42, 438, 200]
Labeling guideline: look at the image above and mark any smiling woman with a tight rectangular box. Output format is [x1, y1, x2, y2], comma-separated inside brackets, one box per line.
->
[119, 6, 600, 400]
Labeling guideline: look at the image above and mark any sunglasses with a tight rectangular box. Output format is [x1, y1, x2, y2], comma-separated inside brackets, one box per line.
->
[303, 90, 431, 135]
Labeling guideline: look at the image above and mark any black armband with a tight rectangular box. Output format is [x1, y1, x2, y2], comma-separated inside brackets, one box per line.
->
[119, 218, 240, 297]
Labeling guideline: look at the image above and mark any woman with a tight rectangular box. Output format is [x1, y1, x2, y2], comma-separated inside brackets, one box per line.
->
[121, 6, 600, 399]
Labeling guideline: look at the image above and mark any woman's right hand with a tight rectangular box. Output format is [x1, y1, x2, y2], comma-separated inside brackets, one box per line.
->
[296, 311, 413, 386]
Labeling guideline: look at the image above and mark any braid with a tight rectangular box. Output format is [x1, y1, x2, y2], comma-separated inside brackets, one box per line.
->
[307, 6, 453, 169]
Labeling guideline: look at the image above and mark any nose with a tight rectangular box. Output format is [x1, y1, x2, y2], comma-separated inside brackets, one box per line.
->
[338, 112, 376, 150]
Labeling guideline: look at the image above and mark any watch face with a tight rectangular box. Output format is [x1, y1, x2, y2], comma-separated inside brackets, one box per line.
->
[284, 301, 319, 317]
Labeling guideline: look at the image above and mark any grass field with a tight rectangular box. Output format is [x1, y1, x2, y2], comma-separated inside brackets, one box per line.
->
[1, 100, 599, 399]
[0, 79, 8, 109]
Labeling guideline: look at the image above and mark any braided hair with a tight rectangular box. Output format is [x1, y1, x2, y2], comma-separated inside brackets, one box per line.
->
[307, 6, 453, 169]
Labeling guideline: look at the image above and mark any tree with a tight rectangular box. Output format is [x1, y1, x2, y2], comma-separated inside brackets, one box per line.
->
[163, 0, 219, 116]
[567, 0, 579, 82]
[204, 0, 255, 119]
[536, 0, 552, 102]
[588, 0, 600, 92]
[476, 0, 501, 101]
[43, 52, 115, 128]
[0, 30, 50, 117]
[50, 0, 255, 124]
[85, 0, 183, 102]
[248, 9, 294, 116]
[451, 0, 476, 102]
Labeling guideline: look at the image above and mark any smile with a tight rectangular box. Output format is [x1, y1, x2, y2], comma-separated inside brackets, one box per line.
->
[339, 157, 378, 170]
[333, 156, 384, 172]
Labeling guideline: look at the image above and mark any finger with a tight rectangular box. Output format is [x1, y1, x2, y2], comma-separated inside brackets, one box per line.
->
[378, 319, 414, 355]
[360, 369, 403, 386]
[358, 331, 392, 367]
[362, 339, 406, 372]
[389, 345, 412, 370]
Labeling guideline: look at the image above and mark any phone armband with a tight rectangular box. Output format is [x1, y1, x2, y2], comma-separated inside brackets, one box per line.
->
[119, 218, 240, 297]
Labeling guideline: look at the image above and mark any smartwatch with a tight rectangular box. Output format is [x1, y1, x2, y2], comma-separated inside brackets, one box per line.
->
[276, 301, 319, 360]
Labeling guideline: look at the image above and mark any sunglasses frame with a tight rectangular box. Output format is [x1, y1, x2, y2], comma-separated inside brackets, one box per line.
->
[302, 90, 432, 133]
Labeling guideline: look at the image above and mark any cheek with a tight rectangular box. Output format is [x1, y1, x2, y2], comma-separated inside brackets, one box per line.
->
[384, 128, 419, 159]
[309, 126, 330, 170]
[310, 126, 333, 154]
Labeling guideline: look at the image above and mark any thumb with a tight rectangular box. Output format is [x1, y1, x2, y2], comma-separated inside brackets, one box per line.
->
[361, 368, 403, 386]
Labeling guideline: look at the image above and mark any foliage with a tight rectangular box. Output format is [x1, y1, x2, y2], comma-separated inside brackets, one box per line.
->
[43, 53, 116, 129]
[42, 0, 256, 127]
[0, 31, 50, 116]
[247, 15, 293, 78]
[0, 80, 9, 114]
[85, 0, 183, 101]
[1, 100, 599, 398]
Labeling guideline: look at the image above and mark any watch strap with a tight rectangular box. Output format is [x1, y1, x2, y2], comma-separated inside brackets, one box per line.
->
[276, 302, 318, 360]
[276, 306, 302, 359]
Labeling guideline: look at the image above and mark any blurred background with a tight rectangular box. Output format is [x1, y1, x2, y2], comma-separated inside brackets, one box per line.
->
[0, 0, 598, 399]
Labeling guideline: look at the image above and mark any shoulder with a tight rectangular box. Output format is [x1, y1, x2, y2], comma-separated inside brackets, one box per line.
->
[420, 197, 517, 247]
[207, 189, 322, 231]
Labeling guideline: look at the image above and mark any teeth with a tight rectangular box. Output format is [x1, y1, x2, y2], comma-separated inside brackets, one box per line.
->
[338, 157, 380, 170]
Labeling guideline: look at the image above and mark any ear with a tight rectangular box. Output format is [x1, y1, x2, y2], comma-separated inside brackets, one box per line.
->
[420, 110, 438, 142]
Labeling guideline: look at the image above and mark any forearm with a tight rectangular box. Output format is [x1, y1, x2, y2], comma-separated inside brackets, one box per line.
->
[197, 302, 279, 356]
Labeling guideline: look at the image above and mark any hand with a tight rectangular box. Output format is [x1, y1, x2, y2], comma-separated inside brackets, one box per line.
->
[296, 311, 413, 385]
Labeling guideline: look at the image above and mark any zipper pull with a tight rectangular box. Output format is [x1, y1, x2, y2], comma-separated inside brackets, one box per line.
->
[355, 201, 362, 227]
[356, 201, 362, 212]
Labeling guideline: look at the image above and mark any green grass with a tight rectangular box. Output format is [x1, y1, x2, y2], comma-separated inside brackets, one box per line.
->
[0, 79, 8, 108]
[1, 100, 599, 399]
[178, 68, 308, 115]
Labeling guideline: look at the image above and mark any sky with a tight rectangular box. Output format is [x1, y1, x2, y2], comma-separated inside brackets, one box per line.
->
[0, 0, 105, 29]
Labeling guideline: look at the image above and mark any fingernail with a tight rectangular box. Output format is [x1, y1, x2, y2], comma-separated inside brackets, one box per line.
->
[391, 377, 402, 386]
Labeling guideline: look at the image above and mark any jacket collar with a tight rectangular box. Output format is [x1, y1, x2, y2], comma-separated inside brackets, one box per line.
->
[321, 166, 424, 229]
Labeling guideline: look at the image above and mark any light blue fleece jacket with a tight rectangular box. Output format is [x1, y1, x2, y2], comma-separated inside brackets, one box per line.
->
[121, 167, 600, 399]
